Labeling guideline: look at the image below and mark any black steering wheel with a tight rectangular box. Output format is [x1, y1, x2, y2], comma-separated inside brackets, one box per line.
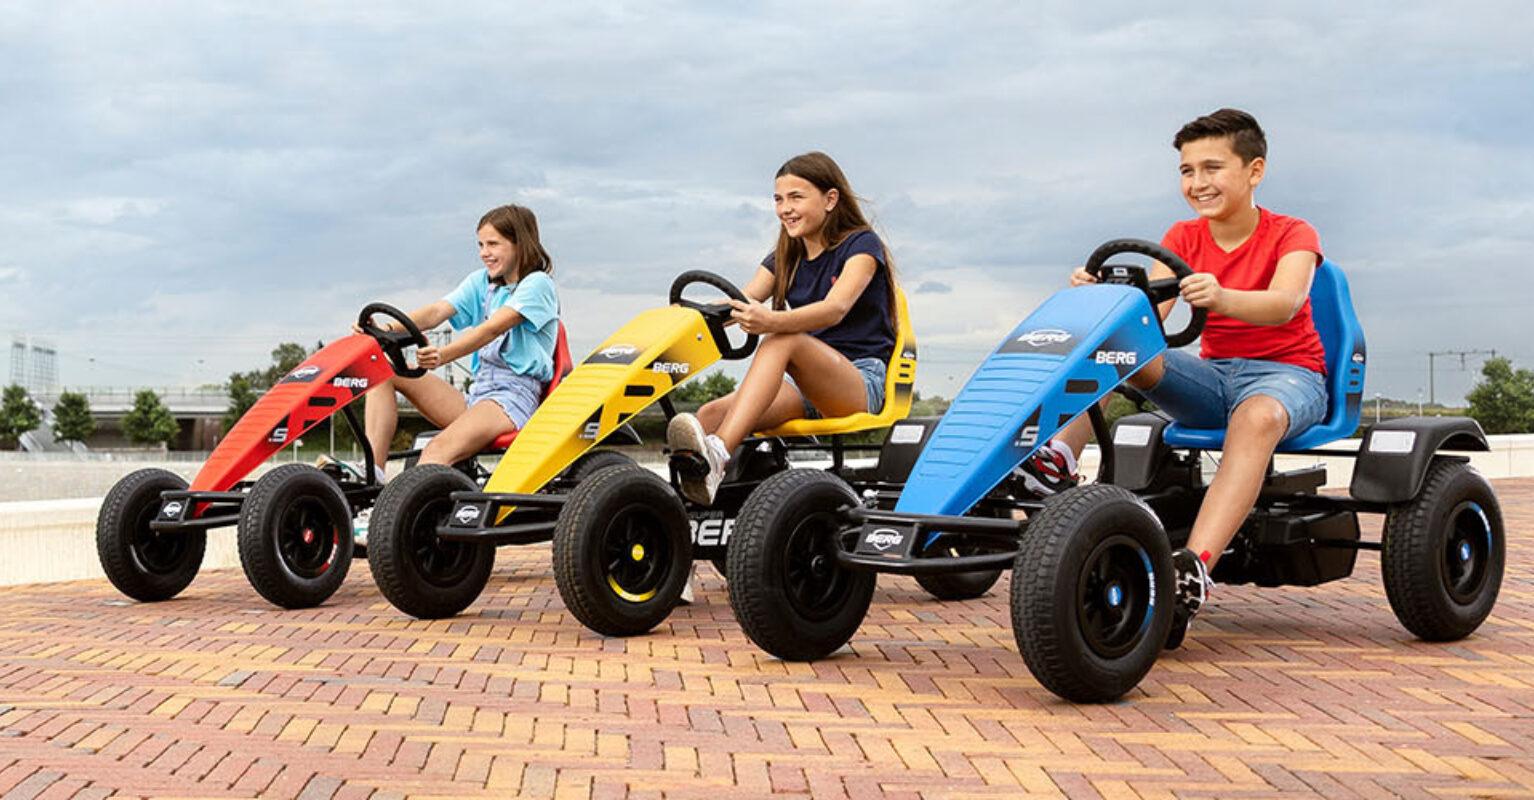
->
[358, 303, 430, 378]
[1083, 238, 1207, 348]
[668, 270, 759, 360]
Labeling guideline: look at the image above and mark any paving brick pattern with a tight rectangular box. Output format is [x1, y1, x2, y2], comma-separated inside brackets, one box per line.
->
[1, 479, 1530, 799]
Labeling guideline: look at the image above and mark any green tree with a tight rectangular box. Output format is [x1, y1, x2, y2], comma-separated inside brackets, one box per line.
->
[672, 371, 738, 405]
[223, 372, 260, 433]
[122, 389, 180, 446]
[262, 342, 309, 387]
[51, 391, 95, 444]
[0, 384, 43, 449]
[1466, 357, 1534, 434]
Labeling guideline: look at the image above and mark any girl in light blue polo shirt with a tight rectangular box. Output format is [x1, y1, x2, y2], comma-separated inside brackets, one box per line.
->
[361, 204, 560, 473]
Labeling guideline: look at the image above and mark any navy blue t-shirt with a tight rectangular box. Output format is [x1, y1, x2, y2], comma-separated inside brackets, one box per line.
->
[761, 229, 895, 363]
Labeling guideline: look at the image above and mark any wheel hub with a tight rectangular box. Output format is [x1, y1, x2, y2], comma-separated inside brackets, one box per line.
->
[631, 543, 646, 561]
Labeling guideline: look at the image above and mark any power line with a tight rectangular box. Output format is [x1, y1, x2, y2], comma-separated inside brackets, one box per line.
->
[1428, 349, 1497, 405]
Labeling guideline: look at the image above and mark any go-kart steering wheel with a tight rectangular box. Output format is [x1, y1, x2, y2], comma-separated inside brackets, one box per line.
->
[1083, 238, 1207, 348]
[358, 303, 430, 378]
[669, 270, 759, 360]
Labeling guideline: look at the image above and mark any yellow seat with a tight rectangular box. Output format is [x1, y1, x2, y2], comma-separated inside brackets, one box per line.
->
[757, 286, 917, 438]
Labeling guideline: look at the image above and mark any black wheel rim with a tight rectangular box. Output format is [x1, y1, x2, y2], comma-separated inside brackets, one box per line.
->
[1076, 534, 1156, 660]
[1443, 501, 1493, 605]
[276, 496, 340, 579]
[783, 510, 851, 622]
[130, 498, 190, 575]
[600, 503, 671, 603]
[408, 497, 477, 588]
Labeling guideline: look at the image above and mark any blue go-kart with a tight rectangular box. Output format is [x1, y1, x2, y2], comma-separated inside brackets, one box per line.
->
[726, 238, 1505, 703]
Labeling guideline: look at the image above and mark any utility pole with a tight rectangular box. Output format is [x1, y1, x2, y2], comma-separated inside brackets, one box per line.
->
[1427, 349, 1497, 406]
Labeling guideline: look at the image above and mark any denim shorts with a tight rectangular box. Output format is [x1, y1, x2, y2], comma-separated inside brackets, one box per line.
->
[783, 356, 888, 419]
[1142, 350, 1328, 439]
[465, 361, 543, 429]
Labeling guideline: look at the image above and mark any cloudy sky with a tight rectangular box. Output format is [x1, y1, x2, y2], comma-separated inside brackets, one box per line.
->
[3, 1, 1530, 404]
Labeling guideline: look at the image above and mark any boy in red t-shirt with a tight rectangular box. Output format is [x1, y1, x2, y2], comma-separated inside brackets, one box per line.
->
[1020, 108, 1329, 646]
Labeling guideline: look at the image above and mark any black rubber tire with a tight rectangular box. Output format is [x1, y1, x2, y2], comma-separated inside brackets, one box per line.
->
[1382, 458, 1504, 641]
[1012, 484, 1173, 703]
[368, 465, 495, 619]
[564, 449, 639, 483]
[96, 468, 203, 602]
[553, 464, 692, 636]
[728, 470, 874, 661]
[238, 464, 354, 609]
[916, 563, 1004, 601]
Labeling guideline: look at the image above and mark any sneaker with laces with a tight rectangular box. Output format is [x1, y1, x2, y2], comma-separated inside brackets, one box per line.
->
[1165, 547, 1214, 650]
[315, 454, 387, 484]
[1011, 439, 1080, 497]
[666, 413, 729, 506]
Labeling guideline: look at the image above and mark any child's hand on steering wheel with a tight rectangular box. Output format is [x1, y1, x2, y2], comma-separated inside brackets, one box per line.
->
[1179, 273, 1224, 311]
[729, 298, 775, 335]
[1069, 266, 1096, 287]
[416, 345, 442, 369]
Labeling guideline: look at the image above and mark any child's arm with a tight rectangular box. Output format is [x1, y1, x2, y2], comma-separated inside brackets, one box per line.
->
[742, 268, 775, 304]
[417, 307, 524, 369]
[1181, 251, 1317, 325]
[728, 254, 877, 335]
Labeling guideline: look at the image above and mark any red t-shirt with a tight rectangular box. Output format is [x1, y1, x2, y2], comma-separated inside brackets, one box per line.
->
[1161, 208, 1327, 374]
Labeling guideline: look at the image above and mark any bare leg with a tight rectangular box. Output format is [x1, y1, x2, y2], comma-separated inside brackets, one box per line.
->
[713, 333, 864, 450]
[697, 382, 806, 439]
[363, 373, 468, 466]
[419, 401, 515, 466]
[1186, 395, 1288, 569]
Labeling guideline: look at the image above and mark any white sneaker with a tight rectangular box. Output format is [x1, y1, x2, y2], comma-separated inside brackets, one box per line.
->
[667, 414, 729, 506]
[316, 454, 387, 484]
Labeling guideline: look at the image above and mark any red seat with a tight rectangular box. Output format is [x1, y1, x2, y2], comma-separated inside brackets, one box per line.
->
[488, 322, 573, 450]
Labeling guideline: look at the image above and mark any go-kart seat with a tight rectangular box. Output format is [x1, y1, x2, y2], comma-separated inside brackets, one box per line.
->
[488, 322, 574, 450]
[755, 286, 918, 438]
[1161, 260, 1366, 452]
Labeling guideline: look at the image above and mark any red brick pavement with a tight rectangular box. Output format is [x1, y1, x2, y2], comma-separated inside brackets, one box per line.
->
[0, 479, 1530, 799]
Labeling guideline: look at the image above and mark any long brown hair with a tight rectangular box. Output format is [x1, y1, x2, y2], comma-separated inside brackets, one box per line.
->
[771, 152, 892, 310]
[478, 204, 553, 283]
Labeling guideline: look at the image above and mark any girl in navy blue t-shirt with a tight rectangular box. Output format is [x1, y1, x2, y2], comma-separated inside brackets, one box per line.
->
[667, 151, 896, 506]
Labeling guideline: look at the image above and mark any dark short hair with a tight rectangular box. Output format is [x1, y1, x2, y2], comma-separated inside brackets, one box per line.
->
[1173, 108, 1267, 163]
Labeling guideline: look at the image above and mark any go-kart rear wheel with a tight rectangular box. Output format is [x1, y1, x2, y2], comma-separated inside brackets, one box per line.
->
[96, 468, 204, 602]
[1382, 458, 1504, 641]
[728, 470, 874, 661]
[553, 464, 692, 636]
[1012, 484, 1173, 703]
[368, 465, 495, 619]
[238, 464, 353, 609]
[916, 555, 1003, 601]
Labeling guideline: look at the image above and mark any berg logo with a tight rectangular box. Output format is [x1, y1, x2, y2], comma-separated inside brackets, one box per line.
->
[289, 365, 322, 380]
[161, 501, 184, 519]
[1016, 329, 1072, 347]
[332, 376, 369, 389]
[600, 344, 639, 359]
[454, 504, 482, 525]
[650, 361, 689, 375]
[864, 528, 906, 552]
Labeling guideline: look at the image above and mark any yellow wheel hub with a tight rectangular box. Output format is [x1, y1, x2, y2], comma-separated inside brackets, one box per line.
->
[631, 543, 646, 561]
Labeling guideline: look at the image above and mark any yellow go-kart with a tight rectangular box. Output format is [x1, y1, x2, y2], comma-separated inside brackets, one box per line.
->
[547, 272, 923, 638]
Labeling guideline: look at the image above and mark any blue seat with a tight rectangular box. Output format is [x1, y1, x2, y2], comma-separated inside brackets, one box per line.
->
[1161, 260, 1366, 452]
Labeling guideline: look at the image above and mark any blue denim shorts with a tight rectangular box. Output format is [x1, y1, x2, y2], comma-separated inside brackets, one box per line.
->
[783, 356, 888, 420]
[465, 362, 543, 429]
[1143, 350, 1328, 439]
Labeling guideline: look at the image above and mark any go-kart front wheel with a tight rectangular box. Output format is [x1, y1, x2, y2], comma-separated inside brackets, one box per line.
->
[1012, 484, 1173, 703]
[728, 469, 874, 661]
[96, 468, 204, 602]
[1382, 458, 1504, 641]
[553, 464, 692, 636]
[238, 464, 354, 609]
[367, 465, 495, 619]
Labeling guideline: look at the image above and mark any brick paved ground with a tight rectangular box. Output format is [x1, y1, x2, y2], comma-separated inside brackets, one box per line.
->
[1, 480, 1530, 799]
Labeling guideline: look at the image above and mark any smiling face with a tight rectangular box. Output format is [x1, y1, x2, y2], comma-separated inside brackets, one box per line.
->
[1178, 136, 1264, 221]
[477, 223, 518, 282]
[773, 174, 838, 243]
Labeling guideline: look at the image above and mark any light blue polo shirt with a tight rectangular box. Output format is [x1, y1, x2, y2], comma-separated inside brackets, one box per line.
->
[443, 269, 559, 382]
